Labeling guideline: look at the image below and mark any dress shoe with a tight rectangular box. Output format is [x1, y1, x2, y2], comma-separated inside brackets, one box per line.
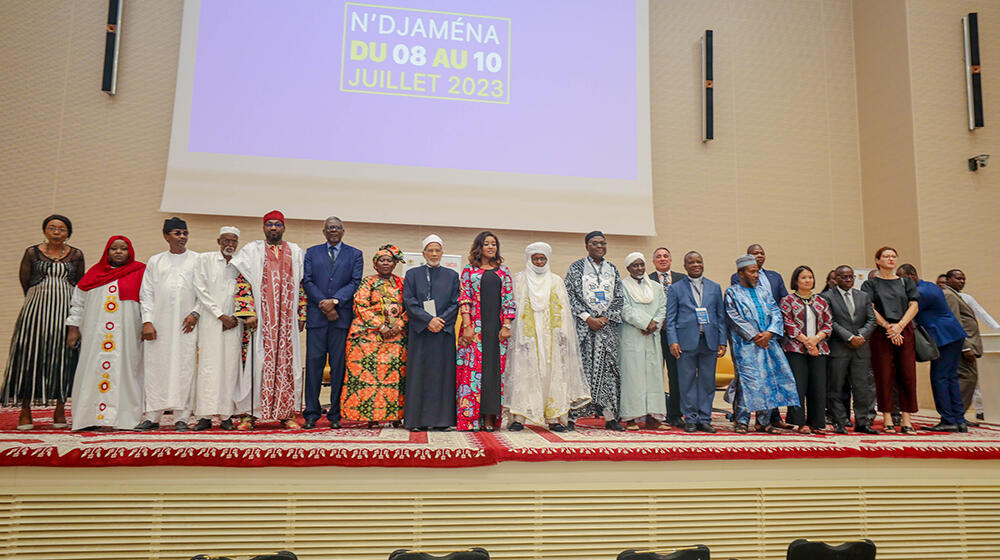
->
[854, 424, 878, 435]
[302, 418, 317, 430]
[134, 420, 159, 431]
[550, 423, 568, 432]
[966, 421, 980, 428]
[976, 412, 985, 421]
[845, 419, 854, 428]
[668, 418, 685, 429]
[192, 418, 212, 431]
[508, 422, 524, 431]
[684, 422, 697, 433]
[567, 420, 576, 431]
[220, 418, 235, 431]
[174, 421, 189, 432]
[833, 423, 848, 434]
[328, 420, 342, 430]
[958, 423, 969, 433]
[605, 419, 626, 432]
[696, 423, 717, 434]
[409, 426, 427, 432]
[924, 422, 960, 432]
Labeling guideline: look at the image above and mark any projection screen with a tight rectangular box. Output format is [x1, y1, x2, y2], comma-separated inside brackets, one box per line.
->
[162, 0, 653, 235]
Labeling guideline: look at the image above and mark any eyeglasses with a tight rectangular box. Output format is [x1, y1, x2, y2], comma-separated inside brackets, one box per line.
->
[324, 226, 343, 231]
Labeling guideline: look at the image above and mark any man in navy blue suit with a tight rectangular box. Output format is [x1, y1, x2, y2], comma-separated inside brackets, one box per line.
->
[665, 251, 727, 433]
[729, 244, 788, 304]
[301, 216, 363, 429]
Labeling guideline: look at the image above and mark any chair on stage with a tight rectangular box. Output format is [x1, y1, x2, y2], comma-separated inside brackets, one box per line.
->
[786, 539, 876, 560]
[388, 548, 489, 560]
[618, 544, 712, 560]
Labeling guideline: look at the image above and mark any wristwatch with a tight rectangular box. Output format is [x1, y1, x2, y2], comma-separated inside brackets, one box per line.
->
[332, 298, 340, 306]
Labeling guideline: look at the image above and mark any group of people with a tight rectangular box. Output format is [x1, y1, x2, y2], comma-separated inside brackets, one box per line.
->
[2, 213, 993, 436]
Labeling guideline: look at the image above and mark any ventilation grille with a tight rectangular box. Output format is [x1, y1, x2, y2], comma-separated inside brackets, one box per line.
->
[2, 484, 999, 560]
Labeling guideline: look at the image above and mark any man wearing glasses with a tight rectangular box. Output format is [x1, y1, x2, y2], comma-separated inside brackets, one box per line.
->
[302, 216, 363, 429]
[825, 265, 879, 434]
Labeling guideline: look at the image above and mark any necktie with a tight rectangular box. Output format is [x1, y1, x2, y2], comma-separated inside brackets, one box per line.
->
[328, 245, 336, 267]
[844, 290, 855, 319]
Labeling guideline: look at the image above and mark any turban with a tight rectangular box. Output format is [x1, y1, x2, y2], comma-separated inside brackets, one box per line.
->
[422, 234, 443, 250]
[624, 252, 645, 268]
[263, 210, 284, 224]
[525, 242, 552, 275]
[219, 226, 240, 237]
[585, 230, 605, 243]
[374, 244, 405, 264]
[736, 254, 756, 270]
[162, 216, 187, 234]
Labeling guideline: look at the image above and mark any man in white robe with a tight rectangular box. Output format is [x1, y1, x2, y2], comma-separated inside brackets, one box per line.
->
[191, 226, 243, 431]
[136, 217, 200, 431]
[230, 210, 306, 429]
[505, 242, 591, 431]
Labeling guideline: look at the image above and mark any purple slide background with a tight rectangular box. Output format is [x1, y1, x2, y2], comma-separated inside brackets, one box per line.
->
[188, 0, 637, 180]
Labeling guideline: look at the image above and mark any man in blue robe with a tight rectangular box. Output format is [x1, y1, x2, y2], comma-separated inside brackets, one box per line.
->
[724, 255, 799, 433]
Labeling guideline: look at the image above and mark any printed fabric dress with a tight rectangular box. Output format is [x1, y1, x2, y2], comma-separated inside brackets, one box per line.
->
[341, 274, 408, 422]
[457, 265, 515, 431]
[1, 246, 85, 406]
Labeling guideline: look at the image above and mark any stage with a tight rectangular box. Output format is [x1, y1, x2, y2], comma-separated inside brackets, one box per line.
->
[2, 407, 1000, 560]
[2, 406, 1000, 468]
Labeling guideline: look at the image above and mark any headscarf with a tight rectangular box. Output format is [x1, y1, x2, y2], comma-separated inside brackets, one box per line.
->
[373, 244, 405, 264]
[621, 253, 654, 304]
[219, 226, 240, 237]
[736, 254, 756, 270]
[263, 210, 284, 224]
[624, 252, 644, 268]
[524, 242, 553, 311]
[162, 216, 187, 234]
[77, 235, 146, 302]
[422, 234, 443, 250]
[585, 230, 605, 243]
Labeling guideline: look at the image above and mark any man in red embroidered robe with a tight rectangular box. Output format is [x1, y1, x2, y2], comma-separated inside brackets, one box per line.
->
[231, 211, 306, 430]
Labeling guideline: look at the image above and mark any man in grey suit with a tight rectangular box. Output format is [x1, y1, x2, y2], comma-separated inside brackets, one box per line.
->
[826, 265, 878, 434]
[649, 247, 687, 427]
[943, 269, 983, 419]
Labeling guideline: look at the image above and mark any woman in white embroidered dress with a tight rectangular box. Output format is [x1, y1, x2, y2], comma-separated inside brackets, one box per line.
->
[66, 236, 146, 431]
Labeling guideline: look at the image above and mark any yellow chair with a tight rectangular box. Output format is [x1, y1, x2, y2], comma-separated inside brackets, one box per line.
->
[715, 352, 735, 390]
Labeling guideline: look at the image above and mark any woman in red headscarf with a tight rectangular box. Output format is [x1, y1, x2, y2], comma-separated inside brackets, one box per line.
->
[66, 236, 147, 431]
[341, 244, 408, 427]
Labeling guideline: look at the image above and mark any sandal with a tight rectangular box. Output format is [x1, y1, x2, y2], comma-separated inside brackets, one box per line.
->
[900, 425, 916, 435]
[797, 426, 812, 435]
[283, 419, 302, 430]
[625, 422, 640, 431]
[763, 425, 781, 434]
[235, 416, 255, 431]
[882, 424, 896, 433]
[734, 423, 749, 433]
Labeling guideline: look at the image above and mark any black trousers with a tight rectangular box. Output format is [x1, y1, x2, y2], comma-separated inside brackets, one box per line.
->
[660, 335, 683, 422]
[785, 352, 827, 429]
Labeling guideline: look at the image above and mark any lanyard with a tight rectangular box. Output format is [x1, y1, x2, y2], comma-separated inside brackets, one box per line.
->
[425, 265, 433, 301]
[589, 257, 604, 278]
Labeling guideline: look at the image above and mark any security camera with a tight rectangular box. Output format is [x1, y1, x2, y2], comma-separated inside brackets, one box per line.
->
[969, 154, 989, 171]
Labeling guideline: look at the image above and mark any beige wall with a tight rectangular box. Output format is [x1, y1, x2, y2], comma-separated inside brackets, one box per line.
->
[1, 0, 994, 377]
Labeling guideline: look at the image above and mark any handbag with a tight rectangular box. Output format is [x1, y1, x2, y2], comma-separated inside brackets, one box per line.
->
[913, 325, 940, 362]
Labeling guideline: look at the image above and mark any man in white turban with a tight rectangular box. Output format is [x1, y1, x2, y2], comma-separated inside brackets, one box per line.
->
[402, 234, 461, 430]
[505, 242, 591, 431]
[618, 252, 668, 430]
[191, 226, 243, 430]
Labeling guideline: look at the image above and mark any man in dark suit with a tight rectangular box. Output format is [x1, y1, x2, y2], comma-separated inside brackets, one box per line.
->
[649, 247, 687, 427]
[729, 243, 792, 429]
[301, 216, 363, 429]
[665, 251, 727, 433]
[826, 265, 878, 434]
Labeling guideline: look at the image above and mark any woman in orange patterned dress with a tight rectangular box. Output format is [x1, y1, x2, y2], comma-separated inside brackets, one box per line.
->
[341, 245, 408, 427]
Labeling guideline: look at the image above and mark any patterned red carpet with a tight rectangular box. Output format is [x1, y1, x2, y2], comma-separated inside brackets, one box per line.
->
[2, 407, 999, 467]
